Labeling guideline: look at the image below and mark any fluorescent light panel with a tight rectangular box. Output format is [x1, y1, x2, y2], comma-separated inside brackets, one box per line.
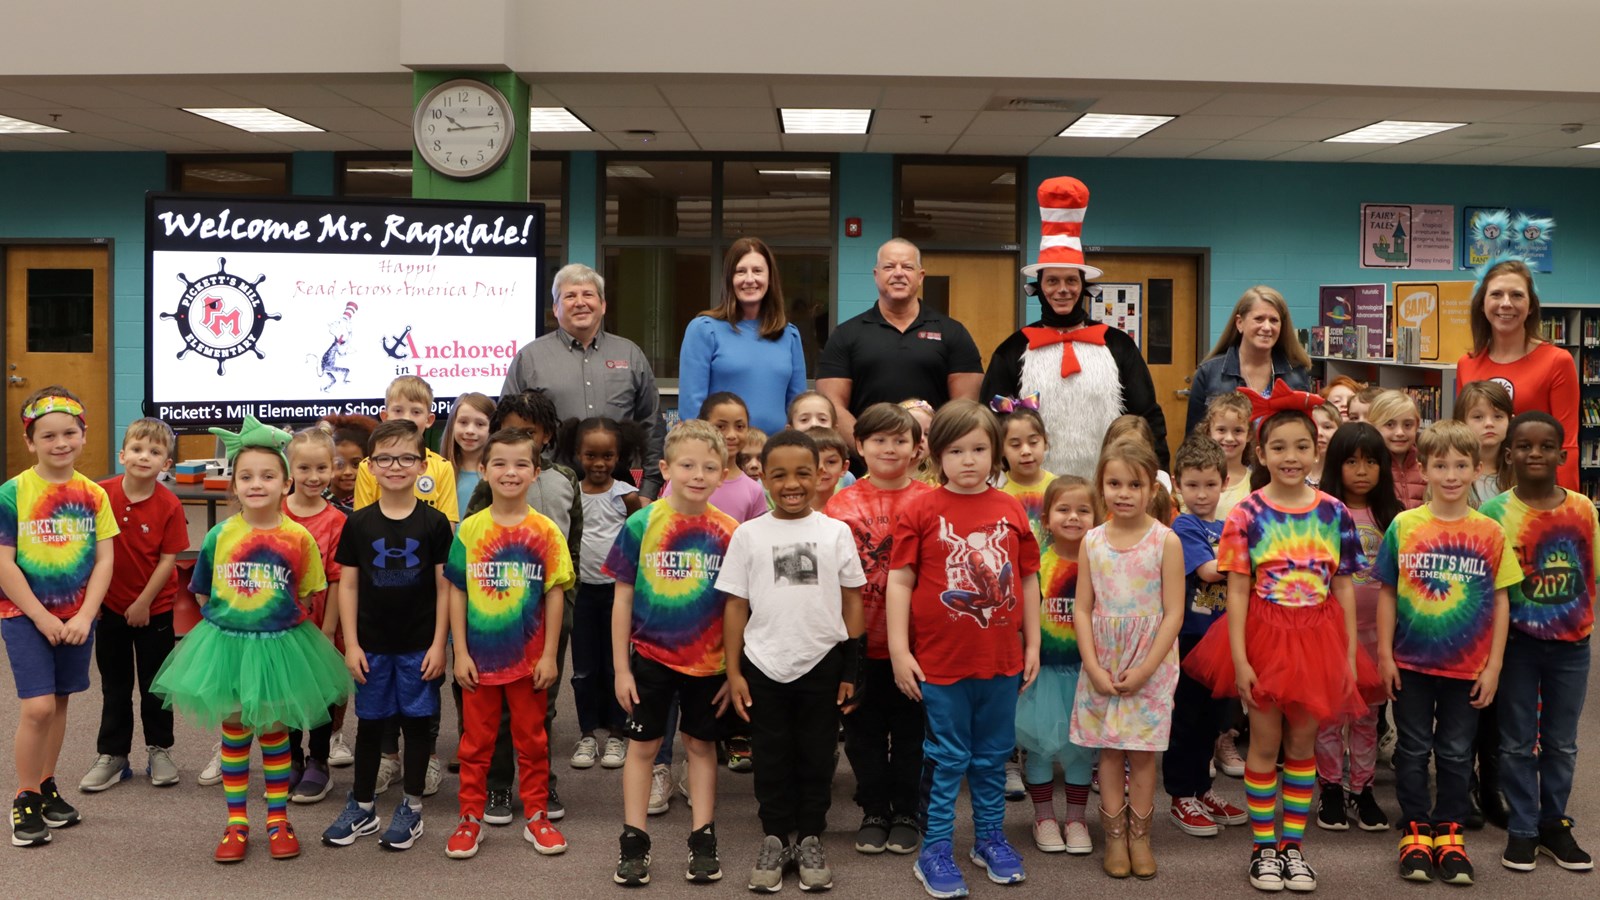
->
[1324, 120, 1466, 143]
[528, 107, 591, 132]
[346, 166, 413, 175]
[0, 114, 68, 134]
[780, 108, 872, 134]
[1580, 141, 1600, 149]
[757, 168, 831, 179]
[605, 165, 653, 179]
[1058, 113, 1174, 138]
[183, 107, 322, 132]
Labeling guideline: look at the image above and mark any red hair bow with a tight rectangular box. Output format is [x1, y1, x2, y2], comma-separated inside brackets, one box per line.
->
[1238, 379, 1325, 429]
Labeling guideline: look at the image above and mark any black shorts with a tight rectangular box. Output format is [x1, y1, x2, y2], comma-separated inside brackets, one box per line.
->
[625, 651, 725, 743]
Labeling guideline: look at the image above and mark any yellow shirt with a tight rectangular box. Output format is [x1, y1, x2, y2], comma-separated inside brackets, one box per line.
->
[354, 448, 459, 524]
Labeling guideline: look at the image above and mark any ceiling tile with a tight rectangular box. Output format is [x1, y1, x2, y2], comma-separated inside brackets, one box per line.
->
[528, 132, 617, 151]
[8, 133, 148, 151]
[694, 133, 783, 152]
[315, 77, 413, 107]
[577, 107, 686, 132]
[673, 107, 777, 133]
[22, 109, 153, 134]
[1269, 142, 1381, 162]
[274, 107, 401, 131]
[96, 107, 237, 131]
[541, 83, 668, 107]
[1237, 117, 1371, 141]
[0, 136, 56, 151]
[1288, 95, 1434, 119]
[1425, 146, 1549, 165]
[111, 82, 257, 107]
[769, 84, 884, 109]
[1347, 144, 1462, 164]
[1493, 101, 1600, 124]
[210, 81, 362, 108]
[106, 133, 229, 152]
[1186, 93, 1326, 117]
[168, 131, 297, 151]
[865, 133, 957, 153]
[1189, 140, 1307, 160]
[878, 86, 994, 110]
[1403, 121, 1553, 145]
[339, 133, 410, 151]
[0, 88, 60, 109]
[658, 83, 773, 108]
[948, 133, 1046, 155]
[1111, 138, 1221, 158]
[1392, 98, 1547, 122]
[780, 133, 869, 152]
[870, 108, 975, 135]
[1505, 148, 1596, 167]
[1087, 90, 1221, 115]
[1149, 115, 1276, 140]
[3, 84, 160, 109]
[1497, 127, 1597, 148]
[372, 108, 417, 128]
[603, 131, 699, 150]
[1031, 136, 1132, 157]
[967, 110, 1073, 136]
[263, 132, 378, 151]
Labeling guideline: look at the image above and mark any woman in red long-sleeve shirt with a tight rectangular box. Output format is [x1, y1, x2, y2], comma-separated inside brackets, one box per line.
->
[1456, 259, 1579, 490]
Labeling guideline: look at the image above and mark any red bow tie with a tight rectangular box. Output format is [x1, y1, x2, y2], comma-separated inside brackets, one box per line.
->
[1023, 324, 1110, 378]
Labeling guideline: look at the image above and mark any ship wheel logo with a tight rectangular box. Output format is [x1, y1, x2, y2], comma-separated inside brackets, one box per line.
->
[160, 257, 280, 375]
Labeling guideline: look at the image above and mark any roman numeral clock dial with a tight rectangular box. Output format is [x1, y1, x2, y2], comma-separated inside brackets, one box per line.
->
[413, 79, 514, 180]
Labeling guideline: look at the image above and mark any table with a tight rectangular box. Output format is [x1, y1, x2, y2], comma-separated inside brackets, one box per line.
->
[167, 482, 232, 529]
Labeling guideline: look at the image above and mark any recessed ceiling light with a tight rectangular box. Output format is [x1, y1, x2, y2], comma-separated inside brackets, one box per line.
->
[183, 107, 323, 132]
[0, 114, 68, 134]
[991, 172, 1017, 185]
[605, 165, 653, 178]
[757, 167, 831, 179]
[1058, 113, 1174, 138]
[779, 108, 873, 134]
[1324, 120, 1466, 143]
[346, 165, 413, 176]
[1579, 140, 1600, 149]
[528, 107, 591, 132]
[184, 167, 272, 183]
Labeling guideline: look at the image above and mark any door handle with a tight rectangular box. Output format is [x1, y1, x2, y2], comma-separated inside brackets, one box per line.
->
[8, 375, 24, 385]
[1174, 389, 1190, 398]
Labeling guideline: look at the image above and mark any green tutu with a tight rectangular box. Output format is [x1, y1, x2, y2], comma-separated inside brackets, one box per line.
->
[151, 619, 351, 732]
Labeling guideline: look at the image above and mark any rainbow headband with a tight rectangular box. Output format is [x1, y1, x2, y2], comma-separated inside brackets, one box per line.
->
[21, 395, 85, 430]
[209, 414, 292, 468]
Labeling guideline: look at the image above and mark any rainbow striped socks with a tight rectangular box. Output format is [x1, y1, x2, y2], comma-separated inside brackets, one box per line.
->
[220, 722, 253, 828]
[1281, 757, 1316, 845]
[1244, 766, 1280, 847]
[260, 729, 291, 825]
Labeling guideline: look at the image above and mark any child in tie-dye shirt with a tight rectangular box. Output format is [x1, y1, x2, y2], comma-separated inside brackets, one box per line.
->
[996, 405, 1056, 549]
[1, 386, 117, 848]
[604, 420, 737, 887]
[444, 428, 574, 860]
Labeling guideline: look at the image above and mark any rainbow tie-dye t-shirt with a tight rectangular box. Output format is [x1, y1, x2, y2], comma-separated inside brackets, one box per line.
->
[1376, 506, 1520, 679]
[0, 469, 119, 619]
[1479, 489, 1600, 642]
[190, 515, 325, 633]
[1218, 490, 1362, 608]
[445, 507, 574, 686]
[1001, 472, 1056, 551]
[1037, 544, 1080, 668]
[603, 502, 737, 678]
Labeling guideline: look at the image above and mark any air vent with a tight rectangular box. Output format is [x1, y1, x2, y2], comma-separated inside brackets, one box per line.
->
[985, 96, 1096, 113]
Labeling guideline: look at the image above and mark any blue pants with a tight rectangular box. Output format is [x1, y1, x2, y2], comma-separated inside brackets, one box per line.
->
[918, 674, 1020, 845]
[1498, 632, 1591, 838]
[1392, 668, 1477, 826]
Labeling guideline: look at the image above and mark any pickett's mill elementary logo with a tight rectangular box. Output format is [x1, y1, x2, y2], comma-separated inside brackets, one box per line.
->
[160, 257, 280, 374]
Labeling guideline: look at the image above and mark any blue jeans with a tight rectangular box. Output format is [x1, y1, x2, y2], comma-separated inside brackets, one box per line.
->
[1497, 632, 1591, 838]
[918, 674, 1019, 845]
[1392, 668, 1477, 826]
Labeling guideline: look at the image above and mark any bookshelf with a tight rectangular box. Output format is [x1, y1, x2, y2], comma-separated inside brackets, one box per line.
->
[1311, 357, 1456, 425]
[1548, 303, 1600, 499]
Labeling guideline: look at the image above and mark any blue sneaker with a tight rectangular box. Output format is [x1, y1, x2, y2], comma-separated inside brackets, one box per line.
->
[970, 827, 1026, 884]
[379, 799, 423, 851]
[914, 840, 970, 899]
[321, 793, 379, 847]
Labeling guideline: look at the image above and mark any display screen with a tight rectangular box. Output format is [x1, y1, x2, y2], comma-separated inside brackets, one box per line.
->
[144, 193, 544, 428]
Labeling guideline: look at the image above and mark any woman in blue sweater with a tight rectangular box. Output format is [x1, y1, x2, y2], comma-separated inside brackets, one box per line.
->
[677, 237, 807, 434]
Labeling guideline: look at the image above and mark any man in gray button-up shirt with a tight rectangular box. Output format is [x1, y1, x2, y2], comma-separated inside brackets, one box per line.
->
[501, 263, 665, 497]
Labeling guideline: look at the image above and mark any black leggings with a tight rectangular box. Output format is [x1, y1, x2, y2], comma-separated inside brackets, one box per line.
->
[355, 716, 435, 803]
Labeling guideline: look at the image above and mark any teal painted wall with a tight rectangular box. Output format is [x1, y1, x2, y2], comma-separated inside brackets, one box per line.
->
[835, 154, 894, 323]
[566, 151, 597, 267]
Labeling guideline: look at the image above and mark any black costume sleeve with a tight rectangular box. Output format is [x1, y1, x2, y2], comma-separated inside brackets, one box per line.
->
[1103, 328, 1170, 470]
[979, 330, 1030, 405]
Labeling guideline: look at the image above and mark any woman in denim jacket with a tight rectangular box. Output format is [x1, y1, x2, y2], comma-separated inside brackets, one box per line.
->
[1184, 286, 1312, 436]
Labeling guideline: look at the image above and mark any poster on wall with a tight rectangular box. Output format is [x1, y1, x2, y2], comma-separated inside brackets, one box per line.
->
[144, 193, 544, 428]
[1461, 206, 1554, 273]
[1086, 283, 1142, 349]
[1360, 203, 1454, 269]
[1318, 284, 1387, 358]
[1391, 281, 1474, 362]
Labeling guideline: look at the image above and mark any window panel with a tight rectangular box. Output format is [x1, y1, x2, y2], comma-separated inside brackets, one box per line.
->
[26, 269, 94, 353]
[602, 246, 713, 379]
[721, 161, 832, 241]
[897, 163, 1018, 245]
[176, 159, 289, 194]
[604, 160, 713, 239]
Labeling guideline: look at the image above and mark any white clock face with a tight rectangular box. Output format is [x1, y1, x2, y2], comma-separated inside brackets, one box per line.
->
[414, 80, 512, 179]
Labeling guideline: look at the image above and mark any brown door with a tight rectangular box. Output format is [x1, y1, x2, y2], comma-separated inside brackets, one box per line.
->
[921, 252, 1019, 367]
[1088, 253, 1202, 461]
[5, 246, 112, 480]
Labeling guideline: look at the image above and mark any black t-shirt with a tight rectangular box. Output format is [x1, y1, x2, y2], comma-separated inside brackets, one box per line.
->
[817, 302, 983, 416]
[334, 502, 454, 654]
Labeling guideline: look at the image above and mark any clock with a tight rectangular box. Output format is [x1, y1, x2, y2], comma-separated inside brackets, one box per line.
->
[412, 78, 514, 179]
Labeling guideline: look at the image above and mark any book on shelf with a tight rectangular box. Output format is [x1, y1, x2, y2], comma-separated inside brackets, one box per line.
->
[1340, 325, 1369, 360]
[1540, 315, 1569, 344]
[1307, 326, 1327, 357]
[1403, 385, 1443, 423]
[1584, 354, 1600, 386]
[1396, 325, 1421, 365]
[1584, 313, 1600, 348]
[1584, 397, 1600, 427]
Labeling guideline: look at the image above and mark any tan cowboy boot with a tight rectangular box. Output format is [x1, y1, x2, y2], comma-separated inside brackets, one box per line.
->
[1128, 804, 1157, 879]
[1100, 804, 1131, 878]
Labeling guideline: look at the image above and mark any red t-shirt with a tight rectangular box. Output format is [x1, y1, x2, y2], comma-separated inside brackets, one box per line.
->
[283, 500, 346, 628]
[824, 478, 936, 659]
[889, 486, 1040, 685]
[1458, 341, 1579, 490]
[97, 476, 189, 616]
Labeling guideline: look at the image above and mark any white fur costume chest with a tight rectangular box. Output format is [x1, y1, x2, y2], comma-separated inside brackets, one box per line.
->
[1019, 341, 1123, 479]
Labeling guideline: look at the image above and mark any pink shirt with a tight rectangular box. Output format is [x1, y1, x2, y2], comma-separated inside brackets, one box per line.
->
[661, 469, 768, 523]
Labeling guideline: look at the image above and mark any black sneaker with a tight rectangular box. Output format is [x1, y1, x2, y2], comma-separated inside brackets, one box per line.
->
[10, 792, 50, 847]
[854, 814, 890, 854]
[1399, 821, 1435, 881]
[1316, 783, 1348, 831]
[483, 787, 514, 826]
[38, 777, 80, 828]
[1352, 786, 1389, 832]
[687, 822, 722, 882]
[1466, 790, 1486, 830]
[885, 815, 921, 855]
[1433, 823, 1474, 885]
[546, 788, 565, 822]
[615, 826, 652, 886]
[1248, 845, 1284, 891]
[1279, 843, 1317, 891]
[1501, 834, 1538, 871]
[1538, 819, 1595, 871]
[1480, 786, 1509, 830]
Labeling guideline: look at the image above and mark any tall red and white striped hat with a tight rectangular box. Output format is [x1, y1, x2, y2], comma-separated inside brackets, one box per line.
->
[1020, 176, 1103, 279]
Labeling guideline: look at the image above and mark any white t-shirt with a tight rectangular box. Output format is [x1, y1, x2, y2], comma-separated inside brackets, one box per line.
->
[579, 481, 638, 584]
[715, 510, 866, 683]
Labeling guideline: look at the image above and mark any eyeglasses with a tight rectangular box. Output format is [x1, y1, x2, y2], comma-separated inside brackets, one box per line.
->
[371, 454, 422, 469]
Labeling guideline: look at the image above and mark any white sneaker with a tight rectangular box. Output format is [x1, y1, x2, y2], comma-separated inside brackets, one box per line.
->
[1063, 820, 1093, 855]
[1004, 760, 1025, 801]
[571, 736, 600, 769]
[374, 755, 401, 795]
[198, 743, 224, 786]
[1215, 730, 1246, 778]
[677, 761, 693, 808]
[647, 763, 672, 815]
[423, 755, 443, 797]
[1377, 725, 1397, 766]
[328, 733, 354, 768]
[1033, 818, 1067, 853]
[600, 737, 628, 769]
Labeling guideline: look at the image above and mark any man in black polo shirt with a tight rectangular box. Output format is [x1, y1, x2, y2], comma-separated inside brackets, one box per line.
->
[817, 238, 983, 437]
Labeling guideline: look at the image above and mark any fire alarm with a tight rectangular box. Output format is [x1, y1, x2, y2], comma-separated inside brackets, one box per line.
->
[845, 217, 862, 238]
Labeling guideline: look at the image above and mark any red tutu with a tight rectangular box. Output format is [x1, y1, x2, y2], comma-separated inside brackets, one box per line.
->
[1182, 600, 1384, 725]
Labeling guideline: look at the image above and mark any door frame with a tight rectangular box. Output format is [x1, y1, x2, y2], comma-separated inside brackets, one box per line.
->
[1082, 245, 1212, 368]
[0, 238, 117, 477]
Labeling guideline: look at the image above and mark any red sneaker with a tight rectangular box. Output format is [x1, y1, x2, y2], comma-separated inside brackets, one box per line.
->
[447, 817, 483, 859]
[1169, 796, 1221, 837]
[268, 821, 300, 860]
[525, 811, 568, 855]
[1200, 789, 1249, 826]
[214, 824, 249, 863]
